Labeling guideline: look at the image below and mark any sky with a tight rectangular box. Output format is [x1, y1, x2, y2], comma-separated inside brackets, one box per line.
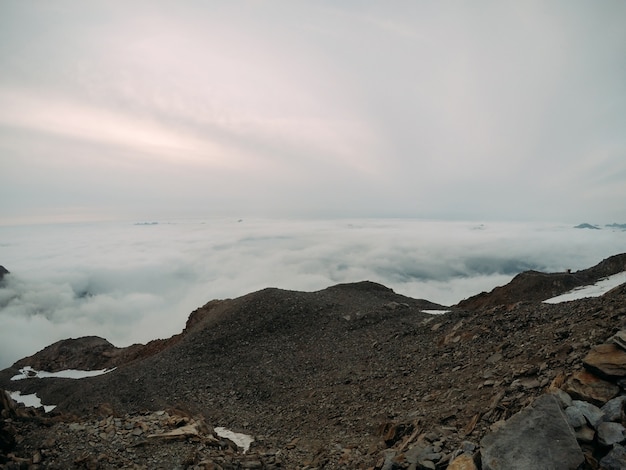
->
[1, 1, 626, 224]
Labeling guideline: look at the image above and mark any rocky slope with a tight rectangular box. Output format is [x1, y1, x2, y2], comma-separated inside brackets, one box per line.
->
[456, 253, 626, 310]
[1, 255, 626, 469]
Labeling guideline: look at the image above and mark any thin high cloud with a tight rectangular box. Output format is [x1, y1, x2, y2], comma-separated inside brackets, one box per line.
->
[1, 219, 624, 368]
[1, 2, 625, 223]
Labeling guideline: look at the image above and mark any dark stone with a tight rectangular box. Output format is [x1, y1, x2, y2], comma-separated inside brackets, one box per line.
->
[480, 394, 584, 470]
[602, 396, 626, 422]
[599, 444, 626, 470]
[572, 400, 605, 429]
[597, 422, 626, 447]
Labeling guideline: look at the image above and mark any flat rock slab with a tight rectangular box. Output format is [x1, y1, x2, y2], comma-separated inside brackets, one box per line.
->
[563, 370, 620, 406]
[480, 394, 583, 470]
[584, 343, 626, 379]
[447, 453, 478, 470]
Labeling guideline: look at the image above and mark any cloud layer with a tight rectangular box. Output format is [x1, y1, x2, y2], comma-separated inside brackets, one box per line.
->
[1, 219, 624, 368]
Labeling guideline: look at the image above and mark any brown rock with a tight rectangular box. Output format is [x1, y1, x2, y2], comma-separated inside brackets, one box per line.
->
[447, 453, 478, 470]
[562, 370, 619, 406]
[583, 343, 626, 379]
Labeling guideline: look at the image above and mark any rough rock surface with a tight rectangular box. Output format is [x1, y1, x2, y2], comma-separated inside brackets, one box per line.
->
[1, 255, 626, 468]
[480, 394, 583, 470]
[456, 253, 626, 310]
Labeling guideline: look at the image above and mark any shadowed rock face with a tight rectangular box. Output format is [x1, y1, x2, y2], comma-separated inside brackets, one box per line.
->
[456, 253, 626, 310]
[481, 394, 583, 470]
[0, 266, 8, 284]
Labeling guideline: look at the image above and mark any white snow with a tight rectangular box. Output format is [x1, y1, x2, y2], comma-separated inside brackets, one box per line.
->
[8, 390, 56, 413]
[421, 310, 451, 315]
[10, 365, 116, 381]
[214, 426, 254, 453]
[543, 271, 626, 304]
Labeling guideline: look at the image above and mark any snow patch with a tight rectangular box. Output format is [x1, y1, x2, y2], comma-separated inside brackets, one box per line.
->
[8, 390, 56, 413]
[10, 366, 116, 381]
[214, 426, 254, 453]
[421, 310, 451, 315]
[544, 271, 626, 304]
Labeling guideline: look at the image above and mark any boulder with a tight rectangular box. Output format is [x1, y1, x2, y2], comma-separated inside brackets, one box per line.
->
[563, 370, 620, 406]
[600, 444, 626, 470]
[597, 422, 626, 447]
[550, 389, 573, 409]
[480, 394, 583, 470]
[583, 343, 626, 379]
[571, 400, 605, 429]
[601, 396, 626, 422]
[564, 405, 586, 428]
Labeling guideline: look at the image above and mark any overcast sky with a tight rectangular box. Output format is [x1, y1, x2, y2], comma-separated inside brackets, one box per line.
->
[1, 1, 625, 224]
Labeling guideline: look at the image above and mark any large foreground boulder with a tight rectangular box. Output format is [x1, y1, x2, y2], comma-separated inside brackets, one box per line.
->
[480, 394, 583, 470]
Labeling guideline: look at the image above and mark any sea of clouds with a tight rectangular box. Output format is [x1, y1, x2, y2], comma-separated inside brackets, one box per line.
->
[0, 218, 624, 368]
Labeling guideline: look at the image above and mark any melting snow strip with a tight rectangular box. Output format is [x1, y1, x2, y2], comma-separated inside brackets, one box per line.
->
[421, 310, 451, 315]
[543, 271, 626, 304]
[11, 366, 116, 381]
[214, 427, 254, 453]
[8, 390, 56, 413]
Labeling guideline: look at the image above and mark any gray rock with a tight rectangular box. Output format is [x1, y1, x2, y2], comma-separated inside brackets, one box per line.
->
[600, 444, 626, 470]
[597, 422, 626, 447]
[572, 400, 605, 429]
[602, 396, 626, 422]
[565, 406, 586, 428]
[551, 389, 573, 409]
[480, 394, 583, 470]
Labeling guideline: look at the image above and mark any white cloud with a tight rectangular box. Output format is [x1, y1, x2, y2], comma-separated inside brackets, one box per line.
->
[1, 219, 624, 368]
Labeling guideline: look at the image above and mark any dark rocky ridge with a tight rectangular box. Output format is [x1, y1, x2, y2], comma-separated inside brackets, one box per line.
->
[456, 252, 626, 311]
[1, 255, 626, 468]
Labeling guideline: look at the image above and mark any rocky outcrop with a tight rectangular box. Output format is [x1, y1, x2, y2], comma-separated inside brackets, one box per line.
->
[0, 266, 8, 285]
[0, 391, 17, 463]
[13, 336, 124, 372]
[1, 268, 625, 468]
[456, 253, 626, 310]
[480, 394, 583, 469]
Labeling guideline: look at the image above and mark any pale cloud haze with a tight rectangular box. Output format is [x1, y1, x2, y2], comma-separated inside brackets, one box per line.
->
[0, 219, 624, 368]
[1, 1, 625, 223]
[1, 3, 626, 369]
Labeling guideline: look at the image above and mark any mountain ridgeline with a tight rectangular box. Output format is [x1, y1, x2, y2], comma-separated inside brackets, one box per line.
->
[1, 254, 626, 469]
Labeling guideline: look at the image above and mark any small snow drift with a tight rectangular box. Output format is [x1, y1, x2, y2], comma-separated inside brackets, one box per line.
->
[214, 427, 254, 453]
[10, 366, 115, 381]
[543, 272, 626, 304]
[8, 391, 56, 413]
